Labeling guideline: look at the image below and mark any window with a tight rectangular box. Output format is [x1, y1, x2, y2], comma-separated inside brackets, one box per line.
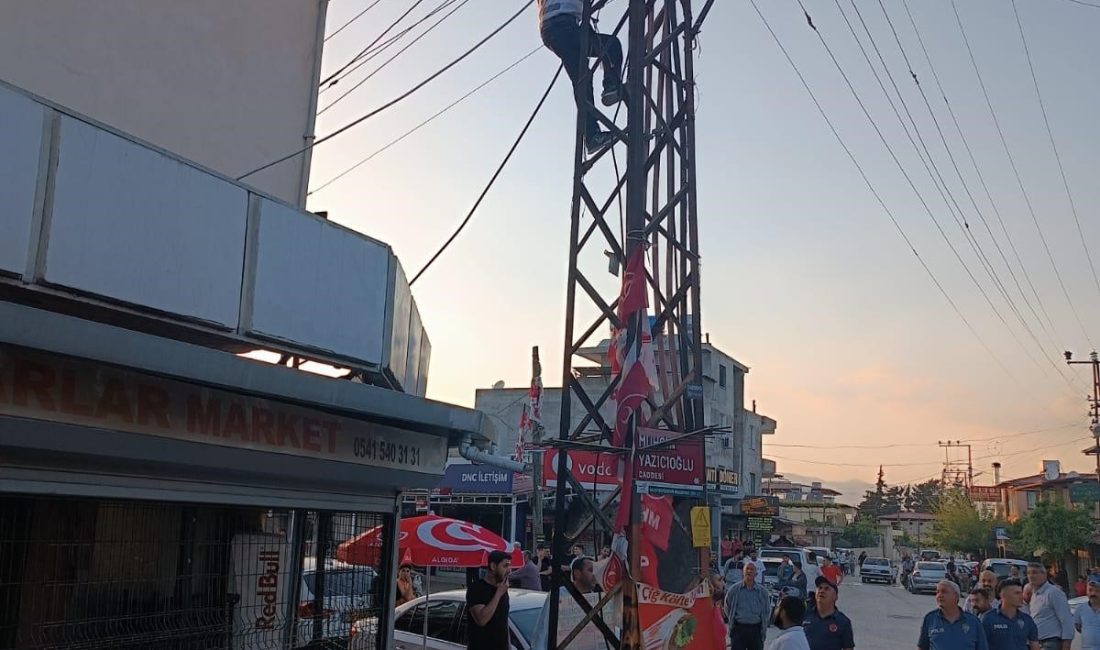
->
[750, 472, 757, 494]
[425, 600, 462, 641]
[1026, 491, 1038, 509]
[719, 364, 728, 387]
[395, 603, 426, 633]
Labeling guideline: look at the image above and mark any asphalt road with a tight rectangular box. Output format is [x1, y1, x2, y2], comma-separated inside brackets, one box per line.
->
[760, 575, 928, 650]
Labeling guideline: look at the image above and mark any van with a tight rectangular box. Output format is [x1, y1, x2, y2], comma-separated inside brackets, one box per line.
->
[980, 558, 1030, 580]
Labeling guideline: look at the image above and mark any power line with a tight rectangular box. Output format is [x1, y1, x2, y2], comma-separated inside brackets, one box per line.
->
[795, 0, 1041, 389]
[309, 46, 542, 196]
[325, 0, 385, 42]
[1010, 0, 1100, 336]
[867, 0, 1086, 396]
[237, 0, 535, 181]
[318, 0, 472, 116]
[764, 423, 1080, 450]
[409, 64, 563, 286]
[747, 0, 1018, 386]
[321, 0, 466, 97]
[320, 0, 430, 89]
[899, 0, 1068, 378]
[950, 0, 1093, 349]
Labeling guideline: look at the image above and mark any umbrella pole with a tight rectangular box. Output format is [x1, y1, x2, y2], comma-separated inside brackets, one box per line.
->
[422, 569, 430, 650]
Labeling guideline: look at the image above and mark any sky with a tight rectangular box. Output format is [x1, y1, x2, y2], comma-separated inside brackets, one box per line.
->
[305, 0, 1100, 505]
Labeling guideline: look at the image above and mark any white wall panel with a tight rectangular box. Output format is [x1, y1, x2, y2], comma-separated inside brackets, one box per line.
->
[387, 262, 412, 386]
[45, 117, 248, 327]
[0, 0, 324, 205]
[405, 302, 423, 393]
[0, 85, 45, 276]
[249, 200, 391, 363]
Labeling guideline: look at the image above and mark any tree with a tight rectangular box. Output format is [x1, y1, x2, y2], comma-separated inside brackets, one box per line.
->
[931, 488, 994, 556]
[905, 479, 943, 513]
[1016, 498, 1094, 565]
[841, 518, 879, 547]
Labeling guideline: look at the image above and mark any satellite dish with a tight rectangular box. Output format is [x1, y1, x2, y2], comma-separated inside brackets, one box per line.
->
[492, 380, 505, 390]
[1042, 460, 1060, 482]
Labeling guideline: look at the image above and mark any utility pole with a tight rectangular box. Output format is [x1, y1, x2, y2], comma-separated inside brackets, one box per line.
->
[938, 441, 973, 490]
[548, 1, 711, 649]
[1064, 350, 1100, 518]
[529, 346, 545, 550]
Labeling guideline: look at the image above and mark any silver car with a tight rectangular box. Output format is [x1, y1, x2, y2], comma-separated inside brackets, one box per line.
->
[352, 589, 545, 650]
[908, 561, 949, 594]
[296, 558, 378, 647]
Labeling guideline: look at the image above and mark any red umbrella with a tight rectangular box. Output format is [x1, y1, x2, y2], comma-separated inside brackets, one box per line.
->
[335, 514, 523, 568]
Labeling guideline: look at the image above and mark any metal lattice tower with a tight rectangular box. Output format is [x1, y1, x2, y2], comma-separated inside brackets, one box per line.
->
[548, 1, 713, 648]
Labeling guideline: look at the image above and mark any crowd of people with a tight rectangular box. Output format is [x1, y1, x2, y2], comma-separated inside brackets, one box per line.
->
[448, 544, 1100, 650]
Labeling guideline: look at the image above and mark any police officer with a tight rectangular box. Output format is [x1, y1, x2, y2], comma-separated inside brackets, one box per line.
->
[918, 580, 989, 650]
[981, 579, 1039, 650]
[803, 576, 854, 650]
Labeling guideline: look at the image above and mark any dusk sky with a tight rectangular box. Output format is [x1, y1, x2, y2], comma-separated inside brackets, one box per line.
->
[306, 0, 1100, 503]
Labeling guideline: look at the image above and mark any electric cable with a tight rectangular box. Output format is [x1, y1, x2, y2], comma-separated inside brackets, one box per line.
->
[746, 0, 1020, 387]
[951, 0, 1093, 349]
[900, 0, 1069, 373]
[408, 64, 563, 286]
[320, 0, 429, 89]
[319, 0, 472, 116]
[325, 0, 385, 42]
[1010, 0, 1100, 342]
[309, 46, 543, 196]
[321, 0, 466, 97]
[237, 0, 536, 181]
[865, 0, 1086, 394]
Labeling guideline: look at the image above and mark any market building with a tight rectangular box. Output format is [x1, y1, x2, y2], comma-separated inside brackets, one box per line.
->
[0, 4, 498, 648]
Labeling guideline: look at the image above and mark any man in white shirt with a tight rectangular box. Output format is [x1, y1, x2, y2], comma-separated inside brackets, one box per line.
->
[772, 595, 812, 650]
[743, 550, 766, 579]
[536, 0, 624, 154]
[803, 552, 822, 610]
[1026, 563, 1075, 650]
[1075, 576, 1100, 650]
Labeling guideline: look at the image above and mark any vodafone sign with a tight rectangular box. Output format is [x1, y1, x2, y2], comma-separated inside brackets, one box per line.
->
[543, 450, 619, 489]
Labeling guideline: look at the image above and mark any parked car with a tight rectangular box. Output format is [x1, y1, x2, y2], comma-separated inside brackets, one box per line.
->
[805, 546, 831, 564]
[760, 547, 814, 573]
[908, 561, 950, 594]
[980, 558, 1030, 580]
[760, 557, 784, 588]
[352, 589, 545, 650]
[297, 558, 378, 647]
[860, 557, 896, 584]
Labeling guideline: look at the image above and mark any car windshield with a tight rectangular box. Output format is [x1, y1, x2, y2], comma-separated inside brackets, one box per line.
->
[864, 558, 888, 566]
[917, 563, 945, 572]
[303, 569, 374, 597]
[987, 563, 1023, 578]
[510, 607, 542, 642]
[761, 550, 801, 564]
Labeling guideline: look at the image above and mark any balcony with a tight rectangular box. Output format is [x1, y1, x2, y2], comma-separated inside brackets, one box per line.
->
[0, 80, 428, 394]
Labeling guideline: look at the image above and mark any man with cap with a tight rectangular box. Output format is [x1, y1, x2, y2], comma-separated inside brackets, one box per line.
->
[1075, 575, 1100, 650]
[803, 575, 854, 650]
[981, 578, 1039, 650]
[918, 580, 989, 650]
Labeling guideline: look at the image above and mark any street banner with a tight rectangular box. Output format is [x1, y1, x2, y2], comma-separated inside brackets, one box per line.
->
[542, 449, 619, 489]
[635, 427, 704, 497]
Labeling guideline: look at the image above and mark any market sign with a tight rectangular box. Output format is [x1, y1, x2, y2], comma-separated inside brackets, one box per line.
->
[0, 347, 448, 474]
[969, 485, 1001, 503]
[741, 496, 780, 517]
[1070, 482, 1100, 504]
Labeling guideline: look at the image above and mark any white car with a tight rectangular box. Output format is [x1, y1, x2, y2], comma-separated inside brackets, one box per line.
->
[296, 558, 378, 647]
[1070, 595, 1088, 617]
[979, 558, 1030, 581]
[352, 589, 546, 650]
